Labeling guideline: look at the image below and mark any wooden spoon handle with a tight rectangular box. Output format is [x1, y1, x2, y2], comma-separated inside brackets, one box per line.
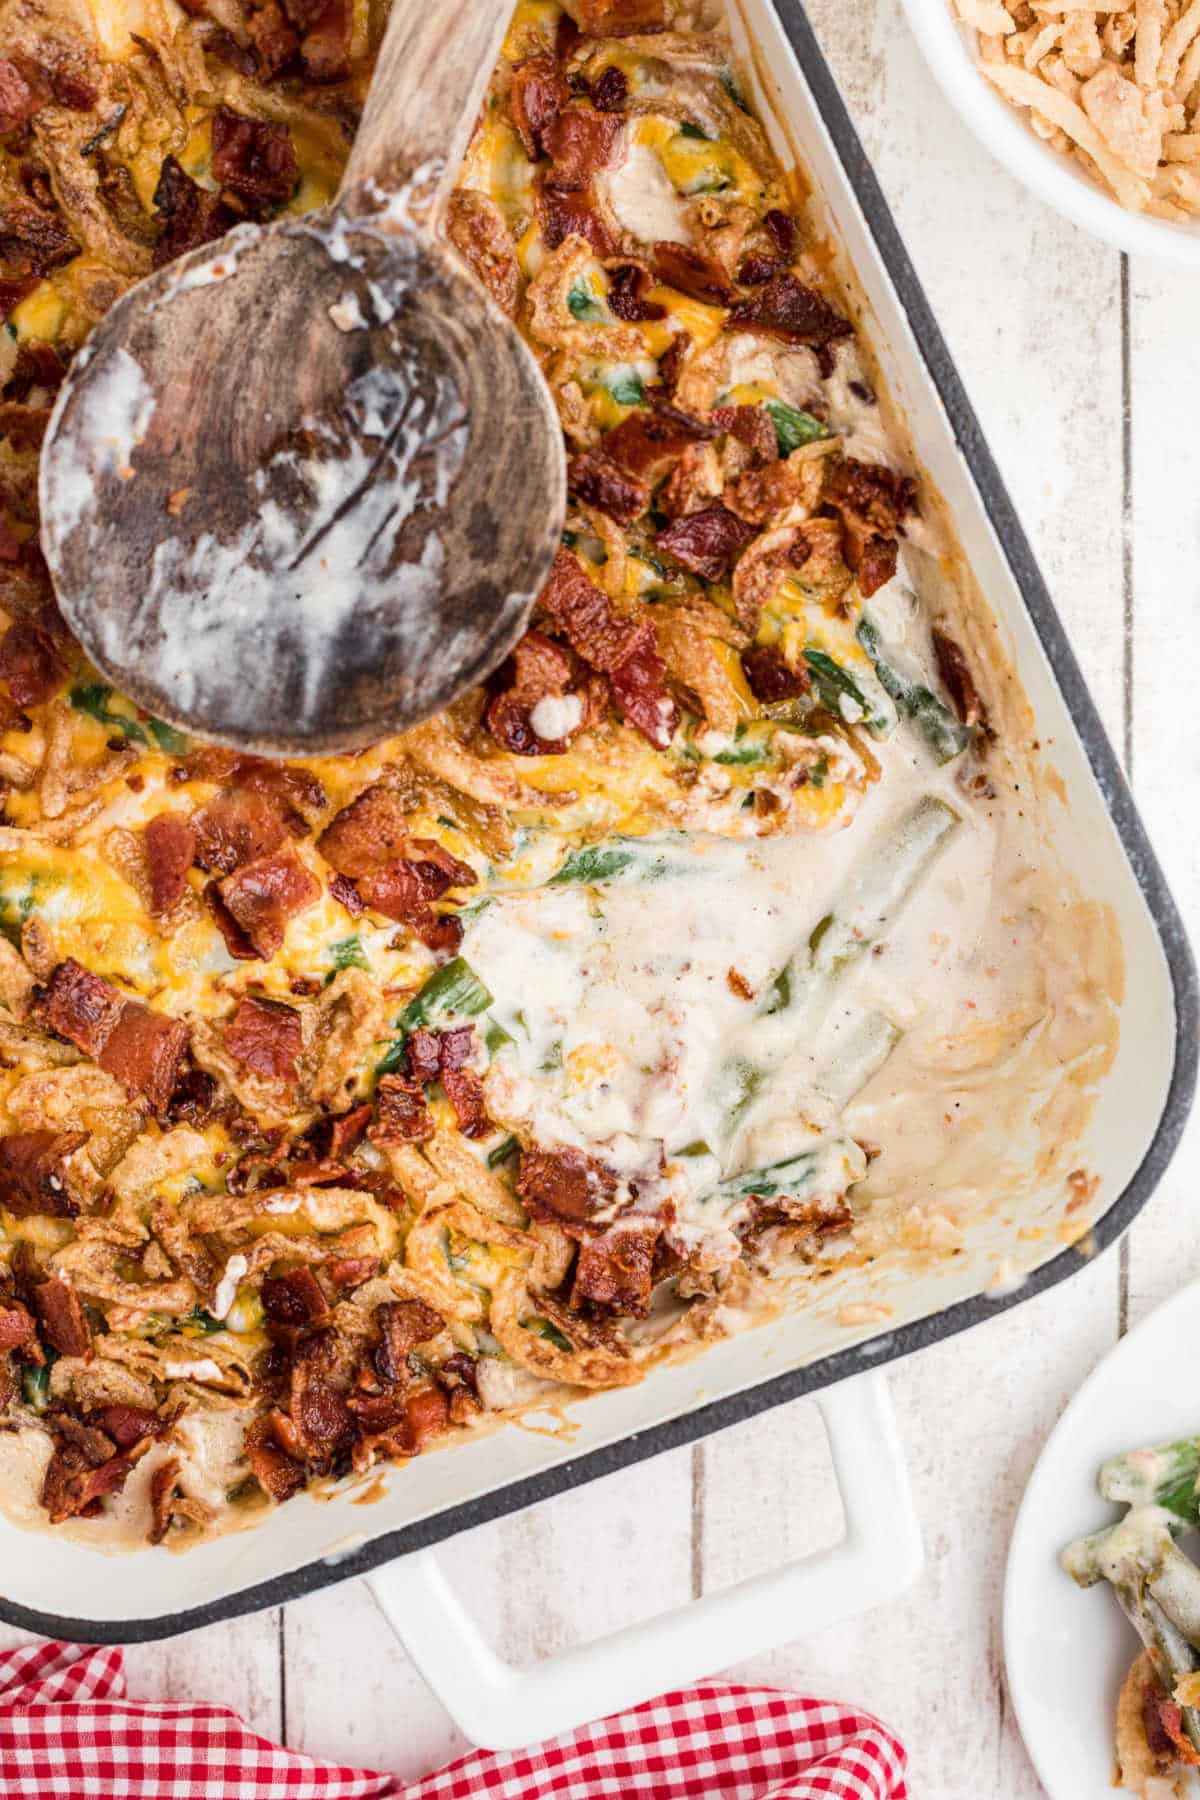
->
[340, 0, 515, 201]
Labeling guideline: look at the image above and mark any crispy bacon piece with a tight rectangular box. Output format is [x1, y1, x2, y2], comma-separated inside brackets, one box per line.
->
[931, 625, 987, 731]
[90, 1404, 164, 1450]
[371, 1073, 433, 1145]
[822, 458, 915, 599]
[741, 644, 810, 703]
[327, 872, 363, 918]
[441, 1068, 489, 1139]
[591, 65, 628, 111]
[148, 1456, 180, 1544]
[610, 640, 676, 749]
[290, 0, 352, 80]
[405, 1027, 442, 1083]
[437, 1025, 475, 1071]
[764, 208, 798, 259]
[0, 1129, 86, 1218]
[41, 1439, 146, 1524]
[602, 403, 714, 483]
[567, 449, 648, 527]
[152, 157, 236, 269]
[322, 809, 474, 950]
[286, 1328, 355, 1461]
[652, 240, 731, 305]
[534, 177, 616, 254]
[191, 786, 288, 875]
[563, 0, 667, 31]
[572, 1219, 659, 1316]
[262, 1265, 330, 1327]
[245, 0, 299, 77]
[210, 108, 297, 208]
[244, 1413, 305, 1503]
[511, 54, 571, 160]
[39, 959, 124, 1058]
[225, 995, 303, 1084]
[0, 1301, 34, 1354]
[402, 1382, 450, 1450]
[537, 548, 641, 672]
[144, 813, 196, 916]
[318, 786, 426, 878]
[0, 58, 41, 134]
[33, 1277, 93, 1359]
[306, 1102, 372, 1161]
[41, 961, 190, 1111]
[0, 197, 78, 279]
[0, 620, 61, 706]
[605, 261, 666, 322]
[215, 847, 321, 960]
[446, 190, 519, 317]
[374, 1299, 444, 1383]
[98, 1003, 191, 1115]
[486, 629, 581, 756]
[712, 404, 778, 464]
[536, 551, 676, 747]
[518, 1145, 616, 1230]
[543, 107, 622, 188]
[727, 275, 853, 375]
[657, 505, 757, 580]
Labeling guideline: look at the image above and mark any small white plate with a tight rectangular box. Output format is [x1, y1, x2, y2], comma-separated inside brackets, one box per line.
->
[1004, 1280, 1200, 1798]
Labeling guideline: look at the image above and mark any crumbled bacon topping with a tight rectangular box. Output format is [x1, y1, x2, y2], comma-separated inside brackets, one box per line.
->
[822, 457, 915, 598]
[741, 644, 811, 703]
[210, 107, 297, 209]
[33, 1277, 93, 1360]
[542, 106, 622, 189]
[212, 847, 321, 961]
[39, 960, 190, 1113]
[144, 813, 196, 916]
[605, 261, 666, 322]
[727, 275, 853, 375]
[225, 995, 303, 1084]
[510, 55, 571, 161]
[0, 1129, 86, 1218]
[657, 505, 757, 581]
[572, 1218, 659, 1316]
[0, 619, 61, 706]
[518, 1144, 617, 1230]
[486, 629, 583, 756]
[535, 177, 616, 254]
[152, 156, 236, 269]
[652, 239, 731, 305]
[262, 1264, 330, 1327]
[536, 550, 676, 748]
[370, 1073, 433, 1145]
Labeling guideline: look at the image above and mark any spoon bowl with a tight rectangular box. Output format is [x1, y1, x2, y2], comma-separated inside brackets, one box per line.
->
[40, 200, 565, 755]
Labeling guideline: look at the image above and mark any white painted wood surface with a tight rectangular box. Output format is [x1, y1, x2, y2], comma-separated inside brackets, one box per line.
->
[3, 4, 1196, 1793]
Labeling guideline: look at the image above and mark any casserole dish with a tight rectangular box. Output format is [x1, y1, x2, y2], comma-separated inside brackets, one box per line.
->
[0, 0, 1193, 1748]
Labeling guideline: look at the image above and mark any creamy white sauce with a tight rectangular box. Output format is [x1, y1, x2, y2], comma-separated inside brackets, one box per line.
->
[529, 693, 583, 740]
[471, 721, 1002, 1264]
[600, 136, 690, 243]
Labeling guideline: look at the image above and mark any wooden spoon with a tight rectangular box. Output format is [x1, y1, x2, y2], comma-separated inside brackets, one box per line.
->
[38, 0, 565, 756]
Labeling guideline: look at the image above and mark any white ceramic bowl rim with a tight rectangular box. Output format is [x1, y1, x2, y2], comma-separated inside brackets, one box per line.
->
[900, 0, 1200, 267]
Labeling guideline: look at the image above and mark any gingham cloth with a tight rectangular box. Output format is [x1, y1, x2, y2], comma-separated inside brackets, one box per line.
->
[0, 1639, 909, 1799]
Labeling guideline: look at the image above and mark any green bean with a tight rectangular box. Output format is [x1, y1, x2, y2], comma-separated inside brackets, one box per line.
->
[763, 400, 830, 456]
[1100, 1440, 1200, 1522]
[857, 615, 973, 766]
[376, 957, 494, 1073]
[802, 648, 894, 737]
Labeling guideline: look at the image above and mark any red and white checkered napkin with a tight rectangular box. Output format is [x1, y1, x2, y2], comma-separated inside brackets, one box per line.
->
[0, 1638, 908, 1800]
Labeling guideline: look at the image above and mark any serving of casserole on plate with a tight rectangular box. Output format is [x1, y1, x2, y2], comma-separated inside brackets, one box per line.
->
[0, 0, 1142, 1561]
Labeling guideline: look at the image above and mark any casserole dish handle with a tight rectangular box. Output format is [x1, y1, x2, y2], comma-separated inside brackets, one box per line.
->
[367, 1369, 920, 1749]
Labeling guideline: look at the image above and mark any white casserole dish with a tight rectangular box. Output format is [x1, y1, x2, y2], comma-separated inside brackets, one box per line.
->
[0, 0, 1193, 1750]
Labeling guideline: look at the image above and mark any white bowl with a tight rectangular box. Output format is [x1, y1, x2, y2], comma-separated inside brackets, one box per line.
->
[898, 0, 1200, 267]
